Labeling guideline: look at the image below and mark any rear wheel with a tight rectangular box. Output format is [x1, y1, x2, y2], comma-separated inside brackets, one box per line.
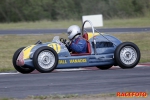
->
[96, 65, 112, 70]
[114, 42, 140, 69]
[12, 47, 35, 74]
[33, 46, 58, 73]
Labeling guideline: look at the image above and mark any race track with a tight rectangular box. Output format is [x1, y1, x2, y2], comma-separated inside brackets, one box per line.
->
[0, 27, 150, 34]
[0, 28, 150, 98]
[0, 66, 150, 98]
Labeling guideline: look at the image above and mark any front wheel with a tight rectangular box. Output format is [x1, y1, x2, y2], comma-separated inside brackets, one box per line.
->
[33, 46, 58, 73]
[114, 42, 140, 69]
[12, 47, 35, 74]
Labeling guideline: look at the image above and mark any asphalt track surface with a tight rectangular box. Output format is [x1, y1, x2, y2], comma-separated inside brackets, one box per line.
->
[0, 65, 150, 98]
[0, 28, 150, 98]
[0, 27, 150, 34]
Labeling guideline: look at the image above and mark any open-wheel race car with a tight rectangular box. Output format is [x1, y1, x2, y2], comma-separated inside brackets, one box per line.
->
[12, 20, 141, 74]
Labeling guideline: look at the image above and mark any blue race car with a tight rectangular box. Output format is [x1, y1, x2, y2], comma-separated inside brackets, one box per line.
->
[12, 20, 141, 73]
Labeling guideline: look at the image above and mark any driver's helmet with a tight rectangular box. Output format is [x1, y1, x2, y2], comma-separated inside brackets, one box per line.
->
[67, 25, 81, 40]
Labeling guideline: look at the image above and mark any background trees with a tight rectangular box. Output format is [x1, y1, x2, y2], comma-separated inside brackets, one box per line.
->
[0, 0, 149, 22]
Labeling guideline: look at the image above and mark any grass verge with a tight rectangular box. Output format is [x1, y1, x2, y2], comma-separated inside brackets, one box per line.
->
[0, 93, 149, 100]
[0, 16, 150, 30]
[0, 32, 150, 72]
[27, 93, 116, 100]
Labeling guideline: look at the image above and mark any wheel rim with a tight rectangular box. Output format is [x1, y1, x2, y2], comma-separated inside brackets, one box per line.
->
[38, 50, 55, 69]
[120, 46, 137, 65]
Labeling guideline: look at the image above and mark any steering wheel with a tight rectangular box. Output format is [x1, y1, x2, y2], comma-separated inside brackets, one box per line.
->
[60, 38, 71, 50]
[60, 38, 67, 44]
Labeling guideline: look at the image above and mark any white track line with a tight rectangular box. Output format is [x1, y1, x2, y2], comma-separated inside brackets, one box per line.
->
[55, 68, 88, 72]
[0, 72, 19, 75]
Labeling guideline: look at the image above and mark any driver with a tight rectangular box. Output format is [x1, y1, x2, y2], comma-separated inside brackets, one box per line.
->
[66, 25, 87, 53]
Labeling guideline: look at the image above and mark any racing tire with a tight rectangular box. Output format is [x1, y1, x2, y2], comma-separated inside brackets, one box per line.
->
[12, 47, 35, 74]
[33, 46, 58, 73]
[96, 65, 112, 70]
[114, 42, 140, 69]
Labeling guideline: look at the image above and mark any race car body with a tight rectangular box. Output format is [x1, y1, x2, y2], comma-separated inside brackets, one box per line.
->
[13, 20, 140, 73]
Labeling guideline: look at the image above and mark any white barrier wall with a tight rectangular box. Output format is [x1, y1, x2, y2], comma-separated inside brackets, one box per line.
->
[82, 14, 103, 28]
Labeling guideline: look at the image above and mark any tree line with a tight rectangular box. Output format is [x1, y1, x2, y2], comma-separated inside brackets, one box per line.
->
[0, 0, 150, 22]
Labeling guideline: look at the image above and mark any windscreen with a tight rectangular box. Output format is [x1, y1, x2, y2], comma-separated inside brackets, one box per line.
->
[52, 36, 61, 43]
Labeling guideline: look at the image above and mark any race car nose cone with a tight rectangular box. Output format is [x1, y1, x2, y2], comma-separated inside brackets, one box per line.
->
[16, 51, 25, 66]
[16, 59, 24, 66]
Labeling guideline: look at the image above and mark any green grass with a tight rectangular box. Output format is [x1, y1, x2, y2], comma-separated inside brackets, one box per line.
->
[0, 20, 82, 30]
[27, 93, 116, 100]
[0, 33, 150, 72]
[0, 16, 150, 30]
[104, 17, 150, 28]
[0, 93, 149, 100]
[0, 93, 117, 100]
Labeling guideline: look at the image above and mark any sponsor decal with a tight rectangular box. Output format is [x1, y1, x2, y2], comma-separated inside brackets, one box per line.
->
[70, 59, 87, 63]
[116, 92, 148, 98]
[59, 60, 67, 64]
[58, 59, 87, 64]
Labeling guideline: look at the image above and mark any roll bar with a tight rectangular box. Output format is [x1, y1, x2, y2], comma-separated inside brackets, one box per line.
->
[82, 20, 97, 55]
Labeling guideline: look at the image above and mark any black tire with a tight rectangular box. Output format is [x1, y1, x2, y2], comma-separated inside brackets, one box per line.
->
[12, 47, 35, 74]
[33, 46, 58, 73]
[96, 65, 112, 70]
[114, 42, 140, 69]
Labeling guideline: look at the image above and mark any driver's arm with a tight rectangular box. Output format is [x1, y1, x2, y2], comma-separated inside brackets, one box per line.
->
[65, 41, 72, 52]
[70, 39, 86, 53]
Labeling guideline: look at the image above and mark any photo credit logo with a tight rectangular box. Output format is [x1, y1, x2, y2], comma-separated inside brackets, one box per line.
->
[116, 92, 148, 98]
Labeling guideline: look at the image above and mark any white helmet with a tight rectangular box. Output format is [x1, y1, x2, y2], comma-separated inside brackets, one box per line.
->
[67, 25, 81, 40]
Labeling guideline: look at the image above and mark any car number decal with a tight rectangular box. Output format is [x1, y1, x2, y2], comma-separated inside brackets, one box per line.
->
[48, 43, 61, 53]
